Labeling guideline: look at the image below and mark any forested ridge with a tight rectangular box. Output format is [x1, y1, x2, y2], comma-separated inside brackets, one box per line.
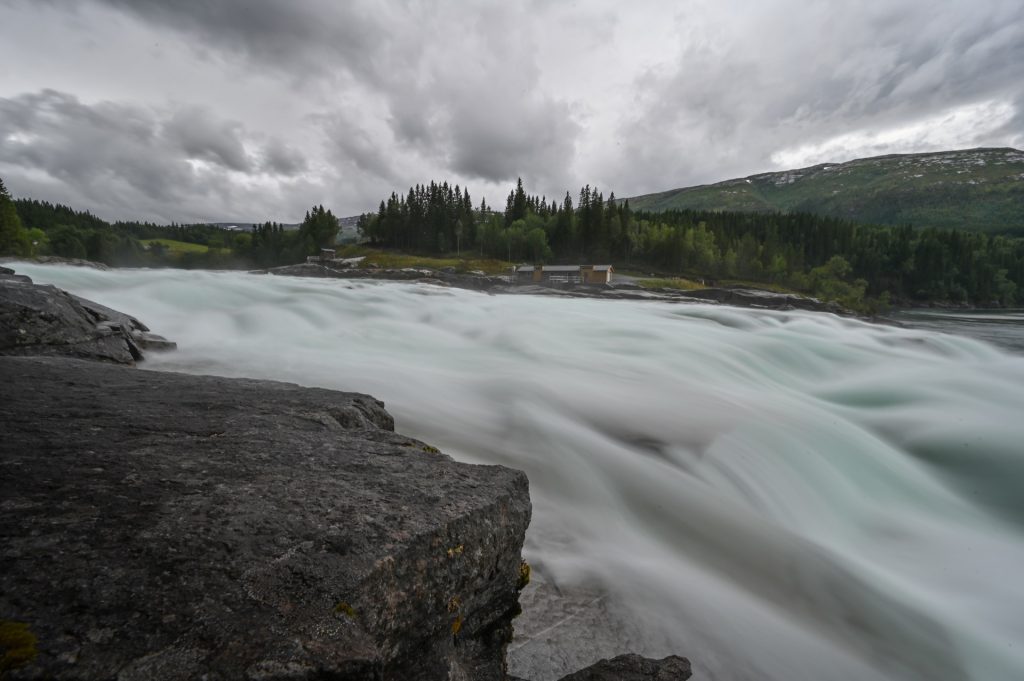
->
[627, 147, 1024, 235]
[2, 173, 1022, 310]
[359, 178, 1024, 310]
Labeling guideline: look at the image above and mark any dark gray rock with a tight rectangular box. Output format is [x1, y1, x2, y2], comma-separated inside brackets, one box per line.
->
[0, 276, 136, 364]
[269, 264, 511, 292]
[0, 356, 531, 680]
[555, 654, 691, 681]
[0, 255, 111, 269]
[673, 286, 843, 314]
[0, 265, 33, 284]
[70, 293, 150, 333]
[131, 330, 178, 351]
[0, 269, 176, 363]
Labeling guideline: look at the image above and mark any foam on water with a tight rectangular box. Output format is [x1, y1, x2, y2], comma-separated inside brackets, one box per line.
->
[14, 263, 1024, 680]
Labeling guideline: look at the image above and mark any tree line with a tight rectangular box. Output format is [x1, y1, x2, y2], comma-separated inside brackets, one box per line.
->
[358, 178, 630, 264]
[0, 179, 339, 269]
[4, 171, 1022, 309]
[628, 209, 1022, 308]
[359, 177, 1024, 309]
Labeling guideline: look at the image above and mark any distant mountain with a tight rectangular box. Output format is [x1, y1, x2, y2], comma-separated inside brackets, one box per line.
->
[627, 148, 1024, 234]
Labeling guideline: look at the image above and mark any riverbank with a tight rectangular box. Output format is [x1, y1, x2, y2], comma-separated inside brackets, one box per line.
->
[260, 262, 854, 315]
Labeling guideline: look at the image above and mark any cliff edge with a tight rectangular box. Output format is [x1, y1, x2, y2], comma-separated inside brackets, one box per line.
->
[0, 356, 531, 680]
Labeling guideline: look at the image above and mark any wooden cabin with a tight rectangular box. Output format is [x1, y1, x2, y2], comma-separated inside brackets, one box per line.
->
[514, 265, 542, 283]
[582, 265, 614, 284]
[514, 264, 613, 285]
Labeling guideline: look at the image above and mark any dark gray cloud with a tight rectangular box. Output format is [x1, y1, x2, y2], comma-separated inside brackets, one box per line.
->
[444, 95, 579, 189]
[0, 89, 318, 222]
[0, 90, 190, 206]
[1, 0, 1022, 220]
[65, 0, 583, 187]
[321, 112, 398, 182]
[76, 0, 386, 83]
[261, 139, 308, 176]
[163, 107, 252, 172]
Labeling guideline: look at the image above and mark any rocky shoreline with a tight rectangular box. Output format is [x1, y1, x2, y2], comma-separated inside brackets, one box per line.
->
[260, 261, 852, 315]
[0, 265, 175, 364]
[0, 266, 691, 680]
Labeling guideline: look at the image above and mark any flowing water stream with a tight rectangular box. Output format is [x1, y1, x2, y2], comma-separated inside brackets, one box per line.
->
[13, 264, 1024, 681]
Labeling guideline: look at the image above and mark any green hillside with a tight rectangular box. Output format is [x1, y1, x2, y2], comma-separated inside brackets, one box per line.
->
[628, 148, 1024, 234]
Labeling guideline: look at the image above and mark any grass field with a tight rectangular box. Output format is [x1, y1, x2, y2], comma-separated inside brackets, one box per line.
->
[716, 279, 799, 293]
[141, 238, 212, 254]
[637, 277, 705, 291]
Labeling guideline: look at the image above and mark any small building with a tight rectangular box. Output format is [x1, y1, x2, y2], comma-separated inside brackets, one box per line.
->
[513, 264, 614, 285]
[320, 248, 337, 262]
[514, 265, 540, 283]
[582, 265, 614, 285]
[541, 265, 582, 284]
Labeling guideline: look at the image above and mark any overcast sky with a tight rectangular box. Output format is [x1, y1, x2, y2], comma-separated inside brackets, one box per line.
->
[1, 0, 1022, 223]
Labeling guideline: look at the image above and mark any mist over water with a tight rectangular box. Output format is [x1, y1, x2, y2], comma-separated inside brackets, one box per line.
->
[15, 264, 1024, 681]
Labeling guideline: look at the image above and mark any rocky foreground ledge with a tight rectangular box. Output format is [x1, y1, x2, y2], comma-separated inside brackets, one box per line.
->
[0, 356, 535, 680]
[0, 266, 691, 680]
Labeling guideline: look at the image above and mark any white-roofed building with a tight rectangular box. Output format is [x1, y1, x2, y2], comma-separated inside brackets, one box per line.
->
[582, 265, 614, 284]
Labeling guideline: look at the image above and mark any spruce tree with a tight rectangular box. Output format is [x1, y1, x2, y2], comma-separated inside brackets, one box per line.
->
[0, 177, 31, 256]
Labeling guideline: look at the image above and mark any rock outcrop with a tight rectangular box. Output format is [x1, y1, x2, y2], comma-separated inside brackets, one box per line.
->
[667, 286, 844, 314]
[0, 356, 532, 680]
[0, 266, 176, 363]
[554, 654, 691, 680]
[0, 256, 111, 270]
[259, 263, 851, 315]
[261, 263, 508, 291]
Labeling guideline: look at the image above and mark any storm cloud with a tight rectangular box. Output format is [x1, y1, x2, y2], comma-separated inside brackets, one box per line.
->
[0, 89, 315, 223]
[1, 0, 1022, 221]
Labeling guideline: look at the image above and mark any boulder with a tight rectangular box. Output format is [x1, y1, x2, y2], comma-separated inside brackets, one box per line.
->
[0, 356, 532, 680]
[0, 268, 176, 363]
[29, 256, 111, 269]
[0, 275, 136, 364]
[69, 293, 150, 333]
[0, 265, 32, 284]
[131, 330, 178, 351]
[675, 287, 842, 313]
[0, 257, 110, 270]
[554, 654, 691, 681]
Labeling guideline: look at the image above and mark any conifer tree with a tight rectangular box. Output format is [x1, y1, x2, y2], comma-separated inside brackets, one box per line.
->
[0, 177, 31, 256]
[298, 204, 340, 252]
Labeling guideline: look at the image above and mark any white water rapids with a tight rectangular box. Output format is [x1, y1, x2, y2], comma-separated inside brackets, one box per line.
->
[14, 264, 1024, 680]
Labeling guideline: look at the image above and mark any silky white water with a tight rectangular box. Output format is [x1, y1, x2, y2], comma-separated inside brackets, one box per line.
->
[14, 264, 1024, 681]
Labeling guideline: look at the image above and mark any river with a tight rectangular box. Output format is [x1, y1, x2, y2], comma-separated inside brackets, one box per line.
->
[888, 309, 1024, 354]
[13, 263, 1024, 681]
